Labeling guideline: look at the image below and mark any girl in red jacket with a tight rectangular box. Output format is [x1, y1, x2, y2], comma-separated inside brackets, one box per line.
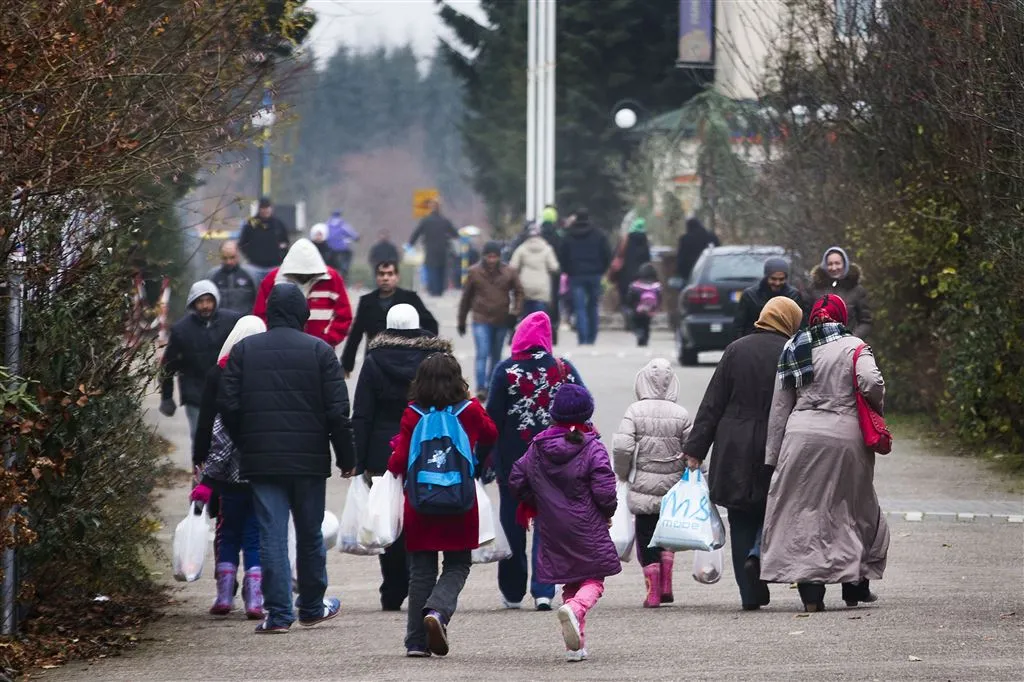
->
[387, 353, 497, 658]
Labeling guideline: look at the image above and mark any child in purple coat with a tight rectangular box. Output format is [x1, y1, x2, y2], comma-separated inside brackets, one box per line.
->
[509, 384, 621, 662]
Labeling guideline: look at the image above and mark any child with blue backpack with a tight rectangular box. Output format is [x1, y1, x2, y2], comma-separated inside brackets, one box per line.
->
[387, 352, 497, 658]
[627, 263, 662, 347]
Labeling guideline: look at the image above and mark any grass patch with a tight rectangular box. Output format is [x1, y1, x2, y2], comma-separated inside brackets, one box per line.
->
[888, 411, 1024, 481]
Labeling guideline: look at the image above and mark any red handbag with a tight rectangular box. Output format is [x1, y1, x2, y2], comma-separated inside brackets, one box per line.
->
[852, 344, 892, 455]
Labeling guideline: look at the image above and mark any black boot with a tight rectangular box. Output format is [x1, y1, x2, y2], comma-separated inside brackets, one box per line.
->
[842, 580, 878, 607]
[797, 583, 826, 612]
[744, 557, 771, 607]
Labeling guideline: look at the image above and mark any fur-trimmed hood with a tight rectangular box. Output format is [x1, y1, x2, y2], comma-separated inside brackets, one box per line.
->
[811, 262, 863, 290]
[368, 331, 452, 353]
[366, 329, 452, 393]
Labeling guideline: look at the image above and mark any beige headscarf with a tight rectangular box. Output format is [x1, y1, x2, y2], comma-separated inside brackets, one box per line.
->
[755, 297, 803, 337]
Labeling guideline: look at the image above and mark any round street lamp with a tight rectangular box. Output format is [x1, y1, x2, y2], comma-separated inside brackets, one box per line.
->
[611, 99, 648, 130]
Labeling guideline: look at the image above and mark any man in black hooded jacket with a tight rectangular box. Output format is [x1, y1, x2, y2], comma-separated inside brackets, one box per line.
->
[219, 282, 355, 633]
[675, 217, 720, 283]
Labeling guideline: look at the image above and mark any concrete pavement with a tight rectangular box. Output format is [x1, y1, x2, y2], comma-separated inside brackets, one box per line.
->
[36, 293, 1024, 681]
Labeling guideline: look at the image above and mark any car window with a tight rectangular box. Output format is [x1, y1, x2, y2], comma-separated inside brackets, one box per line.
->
[706, 253, 779, 281]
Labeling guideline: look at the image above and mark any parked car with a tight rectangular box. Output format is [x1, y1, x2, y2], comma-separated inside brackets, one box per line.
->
[675, 245, 801, 366]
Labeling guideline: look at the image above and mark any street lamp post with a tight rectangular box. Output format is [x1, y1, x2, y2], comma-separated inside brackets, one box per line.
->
[525, 0, 556, 222]
[252, 89, 275, 200]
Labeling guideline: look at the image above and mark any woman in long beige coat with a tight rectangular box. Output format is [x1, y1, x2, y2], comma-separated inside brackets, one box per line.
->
[761, 294, 889, 612]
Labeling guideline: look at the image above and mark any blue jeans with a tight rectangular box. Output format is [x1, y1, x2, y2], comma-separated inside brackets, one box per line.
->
[472, 323, 507, 392]
[426, 265, 446, 297]
[251, 477, 328, 627]
[570, 275, 603, 344]
[216, 484, 260, 570]
[522, 300, 549, 318]
[497, 482, 555, 603]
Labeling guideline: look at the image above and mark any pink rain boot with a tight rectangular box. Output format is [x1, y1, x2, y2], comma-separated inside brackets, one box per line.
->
[642, 563, 661, 608]
[209, 562, 237, 616]
[242, 567, 264, 620]
[660, 551, 675, 604]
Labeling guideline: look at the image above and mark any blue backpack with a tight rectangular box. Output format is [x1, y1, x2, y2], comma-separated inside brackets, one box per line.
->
[406, 401, 476, 515]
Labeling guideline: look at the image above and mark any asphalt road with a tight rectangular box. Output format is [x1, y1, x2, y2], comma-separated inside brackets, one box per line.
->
[36, 293, 1024, 681]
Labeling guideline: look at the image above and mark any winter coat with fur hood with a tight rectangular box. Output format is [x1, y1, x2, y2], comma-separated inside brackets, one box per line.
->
[612, 359, 694, 516]
[253, 239, 353, 347]
[509, 235, 559, 303]
[809, 263, 873, 339]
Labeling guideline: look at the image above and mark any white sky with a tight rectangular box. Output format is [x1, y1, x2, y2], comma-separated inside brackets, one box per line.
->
[305, 0, 485, 67]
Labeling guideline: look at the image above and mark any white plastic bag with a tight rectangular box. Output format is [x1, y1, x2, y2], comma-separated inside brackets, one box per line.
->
[610, 481, 635, 562]
[172, 502, 210, 582]
[649, 469, 726, 552]
[476, 481, 496, 545]
[357, 472, 404, 551]
[337, 476, 382, 555]
[692, 548, 724, 584]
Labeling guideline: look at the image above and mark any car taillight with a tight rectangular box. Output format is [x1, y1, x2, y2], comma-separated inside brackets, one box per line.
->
[685, 285, 719, 305]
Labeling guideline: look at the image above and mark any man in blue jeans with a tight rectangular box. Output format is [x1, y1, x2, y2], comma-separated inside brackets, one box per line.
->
[457, 241, 524, 400]
[558, 209, 611, 345]
[220, 283, 357, 634]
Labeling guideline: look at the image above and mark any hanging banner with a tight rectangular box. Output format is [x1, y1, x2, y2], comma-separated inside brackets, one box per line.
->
[677, 0, 715, 66]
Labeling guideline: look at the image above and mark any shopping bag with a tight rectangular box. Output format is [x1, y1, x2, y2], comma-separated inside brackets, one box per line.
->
[337, 475, 382, 556]
[476, 481, 496, 545]
[357, 472, 404, 551]
[472, 484, 512, 563]
[692, 548, 724, 584]
[610, 481, 635, 562]
[649, 469, 726, 552]
[172, 502, 210, 582]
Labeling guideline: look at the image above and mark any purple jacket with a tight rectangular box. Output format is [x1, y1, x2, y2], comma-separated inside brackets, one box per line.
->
[326, 214, 358, 252]
[509, 427, 622, 584]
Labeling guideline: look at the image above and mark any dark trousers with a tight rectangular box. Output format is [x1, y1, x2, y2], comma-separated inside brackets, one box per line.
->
[570, 275, 603, 344]
[406, 551, 472, 650]
[426, 265, 446, 297]
[250, 476, 328, 627]
[634, 513, 663, 566]
[215, 484, 260, 570]
[548, 275, 561, 344]
[728, 507, 766, 607]
[497, 482, 556, 602]
[522, 299, 548, 317]
[379, 531, 409, 610]
[633, 313, 652, 346]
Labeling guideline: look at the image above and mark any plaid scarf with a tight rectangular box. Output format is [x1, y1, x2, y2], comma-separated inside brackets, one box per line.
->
[777, 322, 851, 389]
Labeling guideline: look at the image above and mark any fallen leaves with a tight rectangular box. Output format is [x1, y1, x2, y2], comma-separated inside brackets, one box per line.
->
[908, 655, 923, 662]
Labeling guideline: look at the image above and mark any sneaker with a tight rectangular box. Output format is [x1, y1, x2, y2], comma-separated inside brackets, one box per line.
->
[557, 604, 582, 652]
[502, 598, 522, 610]
[423, 610, 449, 657]
[405, 649, 432, 658]
[535, 597, 553, 611]
[565, 648, 588, 662]
[254, 621, 290, 635]
[298, 597, 341, 627]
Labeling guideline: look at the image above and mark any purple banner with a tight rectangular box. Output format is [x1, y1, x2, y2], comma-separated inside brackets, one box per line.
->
[678, 0, 714, 66]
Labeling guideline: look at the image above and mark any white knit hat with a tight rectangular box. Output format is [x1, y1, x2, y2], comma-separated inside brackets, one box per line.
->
[386, 303, 420, 330]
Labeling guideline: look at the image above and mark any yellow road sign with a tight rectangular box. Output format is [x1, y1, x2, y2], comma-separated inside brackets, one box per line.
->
[413, 188, 440, 219]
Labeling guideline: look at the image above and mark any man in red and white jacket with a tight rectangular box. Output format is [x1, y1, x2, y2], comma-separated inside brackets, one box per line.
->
[253, 238, 353, 348]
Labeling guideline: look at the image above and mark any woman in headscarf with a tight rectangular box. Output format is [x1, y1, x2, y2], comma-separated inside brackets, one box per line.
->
[613, 218, 652, 323]
[682, 297, 804, 611]
[761, 294, 889, 612]
[190, 315, 267, 618]
[351, 303, 452, 611]
[809, 246, 873, 338]
[481, 312, 584, 611]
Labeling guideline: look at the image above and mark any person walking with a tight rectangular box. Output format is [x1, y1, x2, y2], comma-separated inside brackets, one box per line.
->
[368, 229, 401, 270]
[612, 359, 693, 608]
[219, 283, 357, 633]
[160, 280, 241, 442]
[809, 246, 873, 339]
[681, 297, 804, 610]
[734, 257, 806, 338]
[509, 383, 621, 663]
[238, 197, 290, 286]
[326, 210, 359, 279]
[190, 315, 267, 619]
[409, 199, 459, 297]
[457, 242, 524, 399]
[675, 217, 720, 284]
[763, 294, 889, 612]
[612, 217, 652, 317]
[386, 353, 497, 658]
[480, 312, 583, 611]
[509, 223, 560, 318]
[559, 209, 611, 345]
[252, 238, 353, 349]
[626, 263, 662, 347]
[341, 260, 438, 377]
[309, 223, 338, 271]
[207, 240, 258, 315]
[351, 303, 452, 611]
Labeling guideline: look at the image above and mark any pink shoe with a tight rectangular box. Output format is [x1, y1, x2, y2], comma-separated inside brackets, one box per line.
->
[642, 564, 661, 608]
[242, 567, 264, 620]
[209, 563, 236, 616]
[660, 551, 675, 604]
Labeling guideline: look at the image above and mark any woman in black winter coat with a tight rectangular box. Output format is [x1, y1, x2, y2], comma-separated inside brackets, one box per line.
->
[682, 297, 804, 611]
[350, 303, 453, 611]
[615, 218, 653, 309]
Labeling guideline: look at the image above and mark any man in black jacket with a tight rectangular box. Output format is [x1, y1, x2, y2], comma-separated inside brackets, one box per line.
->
[733, 257, 807, 339]
[340, 260, 438, 376]
[558, 209, 611, 345]
[408, 199, 458, 297]
[675, 217, 720, 284]
[219, 282, 356, 633]
[367, 229, 401, 270]
[207, 240, 258, 314]
[159, 279, 241, 444]
[238, 197, 290, 286]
